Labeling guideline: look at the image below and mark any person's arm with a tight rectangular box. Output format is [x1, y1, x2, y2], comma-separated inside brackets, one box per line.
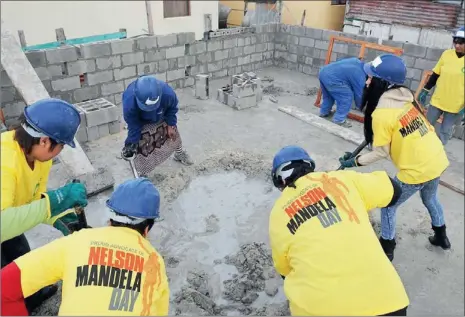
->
[36, 161, 52, 199]
[269, 210, 292, 278]
[424, 72, 440, 90]
[356, 111, 392, 166]
[153, 260, 170, 316]
[163, 86, 179, 127]
[123, 99, 143, 146]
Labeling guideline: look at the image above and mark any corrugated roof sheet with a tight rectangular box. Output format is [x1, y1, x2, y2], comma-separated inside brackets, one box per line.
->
[346, 0, 461, 29]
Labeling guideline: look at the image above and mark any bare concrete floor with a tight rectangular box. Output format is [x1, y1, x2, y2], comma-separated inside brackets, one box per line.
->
[28, 67, 463, 315]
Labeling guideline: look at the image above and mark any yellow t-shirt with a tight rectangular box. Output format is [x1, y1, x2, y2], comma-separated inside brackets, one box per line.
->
[430, 49, 464, 114]
[269, 170, 409, 316]
[372, 103, 449, 184]
[1, 130, 52, 211]
[15, 226, 170, 316]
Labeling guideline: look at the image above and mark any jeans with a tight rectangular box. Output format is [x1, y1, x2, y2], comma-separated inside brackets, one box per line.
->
[426, 105, 461, 145]
[1, 233, 30, 268]
[381, 177, 445, 240]
[319, 79, 353, 124]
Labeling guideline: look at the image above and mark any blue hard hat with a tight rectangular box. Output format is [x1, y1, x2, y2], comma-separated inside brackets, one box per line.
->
[134, 76, 163, 112]
[24, 98, 81, 148]
[272, 145, 314, 176]
[106, 178, 160, 220]
[363, 54, 407, 85]
[453, 26, 465, 39]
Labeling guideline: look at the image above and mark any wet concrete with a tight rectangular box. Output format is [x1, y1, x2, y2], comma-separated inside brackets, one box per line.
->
[27, 67, 463, 316]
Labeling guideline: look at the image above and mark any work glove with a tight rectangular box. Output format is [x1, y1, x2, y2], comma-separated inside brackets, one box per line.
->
[44, 209, 81, 236]
[43, 183, 88, 216]
[418, 88, 430, 106]
[121, 143, 138, 159]
[338, 152, 360, 169]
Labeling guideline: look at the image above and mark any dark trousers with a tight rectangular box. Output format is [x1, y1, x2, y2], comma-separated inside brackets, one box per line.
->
[380, 306, 408, 316]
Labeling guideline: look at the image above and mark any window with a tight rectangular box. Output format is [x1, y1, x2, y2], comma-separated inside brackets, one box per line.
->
[331, 0, 347, 5]
[163, 0, 190, 18]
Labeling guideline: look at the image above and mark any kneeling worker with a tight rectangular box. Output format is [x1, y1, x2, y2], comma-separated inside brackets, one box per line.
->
[269, 145, 409, 316]
[1, 178, 169, 316]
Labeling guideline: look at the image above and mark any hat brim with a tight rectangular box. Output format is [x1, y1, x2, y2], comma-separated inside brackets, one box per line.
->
[136, 97, 161, 112]
[363, 62, 376, 77]
[66, 139, 76, 148]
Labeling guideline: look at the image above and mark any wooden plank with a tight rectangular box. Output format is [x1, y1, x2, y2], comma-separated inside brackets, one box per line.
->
[1, 19, 95, 177]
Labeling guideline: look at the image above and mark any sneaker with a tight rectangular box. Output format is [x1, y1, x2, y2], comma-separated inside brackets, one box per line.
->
[174, 150, 193, 166]
[319, 113, 332, 118]
[335, 120, 352, 128]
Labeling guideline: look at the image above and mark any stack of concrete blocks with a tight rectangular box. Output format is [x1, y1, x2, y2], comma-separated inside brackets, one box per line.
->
[195, 74, 210, 100]
[74, 98, 121, 143]
[217, 72, 263, 110]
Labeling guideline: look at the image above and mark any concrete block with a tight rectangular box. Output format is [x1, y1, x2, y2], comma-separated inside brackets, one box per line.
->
[51, 76, 81, 91]
[80, 42, 111, 58]
[111, 39, 135, 54]
[223, 38, 238, 49]
[195, 74, 210, 99]
[26, 51, 47, 67]
[86, 126, 99, 141]
[232, 83, 257, 98]
[121, 52, 144, 66]
[291, 25, 306, 36]
[188, 42, 207, 55]
[207, 40, 223, 52]
[238, 55, 251, 66]
[426, 47, 444, 61]
[76, 126, 88, 143]
[402, 55, 416, 68]
[213, 69, 228, 78]
[35, 64, 64, 80]
[406, 68, 422, 80]
[136, 36, 158, 50]
[207, 61, 222, 72]
[183, 76, 195, 87]
[230, 47, 243, 58]
[305, 27, 323, 39]
[214, 49, 229, 61]
[51, 91, 73, 103]
[145, 49, 166, 62]
[251, 53, 262, 63]
[1, 87, 17, 103]
[315, 40, 329, 50]
[263, 51, 273, 60]
[244, 45, 256, 55]
[166, 45, 185, 59]
[288, 45, 298, 54]
[113, 93, 123, 106]
[97, 123, 110, 138]
[410, 80, 421, 92]
[155, 60, 167, 72]
[96, 55, 121, 70]
[167, 69, 185, 81]
[254, 43, 267, 53]
[223, 57, 238, 68]
[321, 30, 342, 41]
[67, 59, 96, 76]
[73, 86, 100, 102]
[76, 98, 120, 127]
[403, 43, 427, 58]
[137, 62, 158, 76]
[168, 59, 178, 70]
[157, 34, 178, 48]
[87, 70, 113, 86]
[123, 77, 137, 89]
[333, 43, 348, 54]
[196, 52, 213, 64]
[2, 101, 26, 118]
[177, 32, 195, 45]
[108, 120, 122, 134]
[287, 35, 299, 45]
[113, 66, 136, 80]
[45, 46, 79, 63]
[218, 89, 257, 110]
[382, 39, 404, 49]
[414, 58, 436, 70]
[178, 55, 196, 68]
[154, 72, 167, 82]
[101, 81, 125, 96]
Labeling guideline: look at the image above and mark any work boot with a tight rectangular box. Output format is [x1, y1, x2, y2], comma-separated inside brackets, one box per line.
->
[25, 284, 58, 314]
[174, 150, 193, 166]
[428, 225, 451, 250]
[379, 237, 396, 262]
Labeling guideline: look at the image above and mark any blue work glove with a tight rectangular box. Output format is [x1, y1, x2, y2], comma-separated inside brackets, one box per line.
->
[43, 183, 88, 217]
[338, 152, 360, 169]
[418, 88, 430, 106]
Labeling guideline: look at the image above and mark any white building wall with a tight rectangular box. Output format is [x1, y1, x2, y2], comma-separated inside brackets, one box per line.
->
[0, 1, 218, 46]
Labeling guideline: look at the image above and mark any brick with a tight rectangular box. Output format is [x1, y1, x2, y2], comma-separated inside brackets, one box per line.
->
[67, 60, 96, 76]
[76, 98, 120, 127]
[177, 32, 195, 45]
[51, 76, 80, 91]
[154, 72, 167, 82]
[137, 62, 158, 76]
[108, 120, 122, 134]
[101, 81, 125, 96]
[136, 36, 158, 50]
[113, 66, 136, 80]
[158, 60, 169, 72]
[166, 45, 185, 59]
[178, 55, 196, 68]
[157, 34, 178, 47]
[426, 47, 444, 61]
[403, 43, 427, 58]
[223, 38, 238, 49]
[214, 49, 229, 61]
[73, 86, 100, 102]
[2, 101, 26, 118]
[121, 52, 144, 66]
[45, 46, 79, 63]
[111, 39, 135, 54]
[406, 68, 422, 80]
[188, 42, 207, 55]
[291, 25, 306, 36]
[305, 27, 323, 39]
[97, 123, 110, 138]
[26, 51, 46, 67]
[414, 58, 436, 70]
[145, 49, 166, 62]
[35, 65, 64, 80]
[87, 70, 113, 85]
[96, 56, 121, 70]
[80, 42, 111, 58]
[167, 69, 185, 81]
[299, 37, 315, 47]
[207, 40, 223, 52]
[244, 45, 256, 55]
[1, 87, 17, 103]
[315, 40, 329, 50]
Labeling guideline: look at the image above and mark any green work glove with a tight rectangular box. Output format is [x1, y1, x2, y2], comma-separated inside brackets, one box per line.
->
[338, 152, 360, 169]
[418, 88, 429, 106]
[44, 209, 81, 236]
[43, 183, 88, 217]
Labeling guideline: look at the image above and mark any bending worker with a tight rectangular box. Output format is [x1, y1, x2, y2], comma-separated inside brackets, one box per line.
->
[1, 98, 88, 313]
[418, 26, 465, 145]
[318, 57, 366, 127]
[1, 178, 169, 316]
[269, 145, 409, 316]
[339, 54, 450, 261]
[121, 75, 193, 177]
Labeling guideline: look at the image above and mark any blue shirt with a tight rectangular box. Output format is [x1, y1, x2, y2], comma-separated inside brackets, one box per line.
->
[122, 80, 179, 145]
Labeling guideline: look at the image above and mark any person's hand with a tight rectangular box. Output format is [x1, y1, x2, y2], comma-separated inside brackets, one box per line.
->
[418, 88, 429, 106]
[44, 209, 81, 236]
[167, 125, 177, 141]
[122, 143, 138, 159]
[43, 183, 88, 217]
[338, 152, 360, 169]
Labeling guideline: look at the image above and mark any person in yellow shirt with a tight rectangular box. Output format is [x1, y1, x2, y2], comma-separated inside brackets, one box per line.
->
[418, 27, 465, 145]
[269, 145, 409, 316]
[1, 98, 88, 313]
[1, 178, 170, 316]
[339, 54, 450, 262]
